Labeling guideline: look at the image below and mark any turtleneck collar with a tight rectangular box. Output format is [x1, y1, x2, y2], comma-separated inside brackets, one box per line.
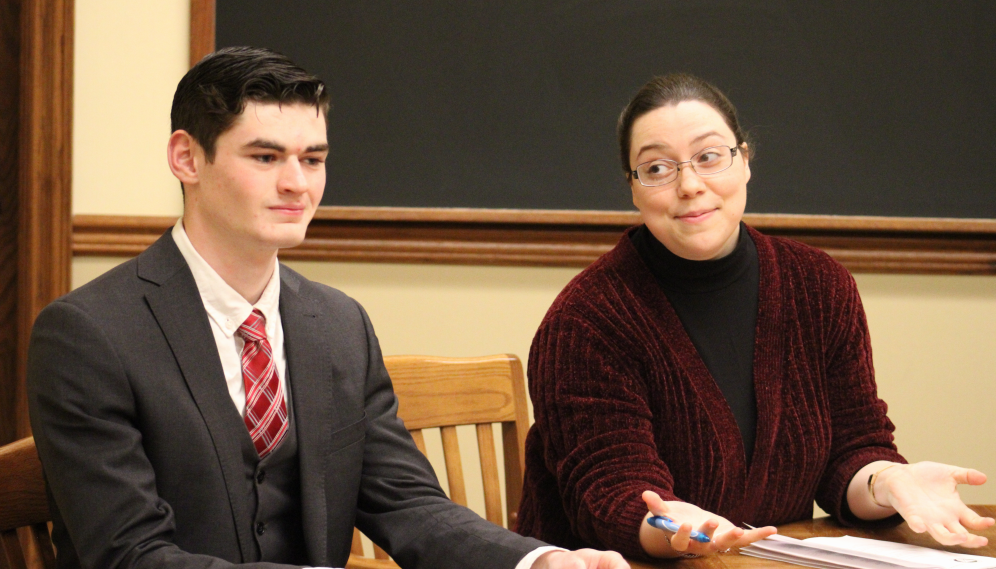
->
[630, 223, 757, 294]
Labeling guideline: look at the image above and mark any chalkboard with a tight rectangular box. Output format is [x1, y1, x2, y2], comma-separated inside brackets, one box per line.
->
[216, 1, 996, 219]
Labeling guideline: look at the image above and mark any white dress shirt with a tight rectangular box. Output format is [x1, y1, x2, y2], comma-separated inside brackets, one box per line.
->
[172, 219, 286, 414]
[172, 219, 559, 569]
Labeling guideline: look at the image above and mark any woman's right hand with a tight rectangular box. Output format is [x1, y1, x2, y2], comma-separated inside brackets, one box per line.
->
[639, 491, 777, 558]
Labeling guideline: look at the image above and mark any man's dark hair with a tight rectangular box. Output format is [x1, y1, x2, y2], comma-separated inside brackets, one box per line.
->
[617, 73, 752, 176]
[171, 46, 331, 162]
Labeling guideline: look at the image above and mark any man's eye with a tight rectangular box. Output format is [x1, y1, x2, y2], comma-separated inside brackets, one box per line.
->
[304, 157, 325, 166]
[254, 154, 276, 164]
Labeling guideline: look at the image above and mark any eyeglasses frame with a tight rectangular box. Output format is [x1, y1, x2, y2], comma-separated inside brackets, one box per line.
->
[630, 145, 740, 187]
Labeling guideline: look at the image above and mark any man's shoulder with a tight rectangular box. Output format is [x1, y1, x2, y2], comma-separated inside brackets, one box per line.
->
[57, 232, 184, 310]
[277, 263, 368, 325]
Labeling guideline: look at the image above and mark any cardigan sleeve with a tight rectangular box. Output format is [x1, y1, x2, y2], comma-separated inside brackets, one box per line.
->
[527, 311, 678, 558]
[812, 263, 906, 524]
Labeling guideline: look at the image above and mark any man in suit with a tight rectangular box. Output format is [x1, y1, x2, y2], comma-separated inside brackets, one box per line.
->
[27, 47, 628, 569]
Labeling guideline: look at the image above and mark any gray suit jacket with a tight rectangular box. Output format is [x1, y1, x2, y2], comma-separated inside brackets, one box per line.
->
[27, 232, 544, 569]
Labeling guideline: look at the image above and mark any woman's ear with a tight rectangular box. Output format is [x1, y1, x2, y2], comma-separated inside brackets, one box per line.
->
[740, 144, 751, 183]
[167, 130, 201, 186]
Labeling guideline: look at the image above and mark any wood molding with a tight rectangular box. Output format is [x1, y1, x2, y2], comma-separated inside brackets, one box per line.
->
[189, 0, 215, 67]
[0, 0, 20, 445]
[19, 0, 74, 438]
[73, 209, 996, 275]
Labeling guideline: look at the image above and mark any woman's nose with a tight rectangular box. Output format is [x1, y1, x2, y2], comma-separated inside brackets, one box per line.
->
[675, 165, 707, 197]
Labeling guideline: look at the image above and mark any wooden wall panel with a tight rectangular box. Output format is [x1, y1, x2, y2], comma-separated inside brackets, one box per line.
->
[18, 0, 74, 438]
[73, 210, 996, 275]
[0, 0, 20, 445]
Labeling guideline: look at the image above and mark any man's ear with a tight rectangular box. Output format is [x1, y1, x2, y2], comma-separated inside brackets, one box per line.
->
[167, 130, 202, 185]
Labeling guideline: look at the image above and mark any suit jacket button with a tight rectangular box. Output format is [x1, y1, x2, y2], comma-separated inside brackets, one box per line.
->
[256, 470, 266, 484]
[255, 522, 266, 536]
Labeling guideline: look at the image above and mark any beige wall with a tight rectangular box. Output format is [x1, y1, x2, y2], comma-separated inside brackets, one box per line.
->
[73, 0, 996, 528]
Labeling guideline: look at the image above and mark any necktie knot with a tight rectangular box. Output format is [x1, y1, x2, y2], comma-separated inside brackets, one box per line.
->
[238, 309, 267, 343]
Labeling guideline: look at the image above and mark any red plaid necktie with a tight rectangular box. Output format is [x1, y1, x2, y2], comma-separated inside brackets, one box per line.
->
[238, 309, 287, 458]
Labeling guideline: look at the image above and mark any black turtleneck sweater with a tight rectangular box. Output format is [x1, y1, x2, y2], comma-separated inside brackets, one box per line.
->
[630, 223, 759, 465]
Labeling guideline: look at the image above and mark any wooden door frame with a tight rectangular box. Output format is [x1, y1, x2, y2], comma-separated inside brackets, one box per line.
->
[0, 0, 74, 443]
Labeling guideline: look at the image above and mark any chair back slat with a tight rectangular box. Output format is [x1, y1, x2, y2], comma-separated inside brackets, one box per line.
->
[347, 354, 529, 569]
[409, 430, 428, 457]
[475, 423, 504, 527]
[438, 426, 467, 507]
[1, 529, 29, 569]
[372, 543, 390, 560]
[350, 528, 364, 555]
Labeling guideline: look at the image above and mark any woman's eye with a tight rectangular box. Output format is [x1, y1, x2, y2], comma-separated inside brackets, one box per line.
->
[697, 151, 720, 164]
[647, 162, 674, 175]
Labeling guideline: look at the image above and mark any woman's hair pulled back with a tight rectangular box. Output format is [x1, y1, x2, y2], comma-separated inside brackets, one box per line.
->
[617, 73, 751, 175]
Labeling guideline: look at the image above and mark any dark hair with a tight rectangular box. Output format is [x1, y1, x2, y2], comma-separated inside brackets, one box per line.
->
[617, 73, 751, 175]
[170, 46, 331, 162]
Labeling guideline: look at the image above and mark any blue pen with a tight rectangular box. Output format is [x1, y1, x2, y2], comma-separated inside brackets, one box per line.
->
[647, 516, 712, 543]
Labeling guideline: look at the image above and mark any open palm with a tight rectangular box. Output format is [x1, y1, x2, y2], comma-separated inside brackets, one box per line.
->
[882, 461, 993, 547]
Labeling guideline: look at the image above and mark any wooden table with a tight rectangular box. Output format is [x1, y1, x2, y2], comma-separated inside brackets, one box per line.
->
[627, 506, 996, 569]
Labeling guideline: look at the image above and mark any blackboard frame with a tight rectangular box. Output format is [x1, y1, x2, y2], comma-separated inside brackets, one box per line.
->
[183, 0, 996, 274]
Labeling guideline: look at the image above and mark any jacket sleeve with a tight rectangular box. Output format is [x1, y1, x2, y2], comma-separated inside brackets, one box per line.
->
[349, 302, 547, 569]
[526, 310, 677, 559]
[812, 264, 906, 525]
[28, 300, 299, 569]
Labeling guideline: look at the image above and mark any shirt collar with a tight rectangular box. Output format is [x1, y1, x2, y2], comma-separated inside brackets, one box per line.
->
[172, 219, 281, 339]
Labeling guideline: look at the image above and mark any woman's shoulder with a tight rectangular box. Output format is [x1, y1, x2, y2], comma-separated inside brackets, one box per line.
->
[748, 226, 855, 286]
[542, 229, 661, 326]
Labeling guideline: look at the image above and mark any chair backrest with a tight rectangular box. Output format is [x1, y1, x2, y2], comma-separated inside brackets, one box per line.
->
[347, 354, 531, 569]
[0, 436, 55, 569]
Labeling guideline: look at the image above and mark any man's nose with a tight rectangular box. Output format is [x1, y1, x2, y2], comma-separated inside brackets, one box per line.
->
[279, 158, 308, 192]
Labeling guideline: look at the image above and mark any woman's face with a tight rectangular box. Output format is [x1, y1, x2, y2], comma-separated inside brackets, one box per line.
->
[628, 100, 750, 261]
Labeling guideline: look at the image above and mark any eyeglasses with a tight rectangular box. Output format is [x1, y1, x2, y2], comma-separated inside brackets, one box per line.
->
[631, 145, 739, 187]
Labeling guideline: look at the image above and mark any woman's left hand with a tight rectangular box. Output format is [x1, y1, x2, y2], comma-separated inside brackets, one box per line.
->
[871, 461, 994, 547]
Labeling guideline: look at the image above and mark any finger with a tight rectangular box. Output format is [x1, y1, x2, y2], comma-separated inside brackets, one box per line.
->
[960, 509, 995, 531]
[669, 522, 693, 552]
[641, 490, 669, 515]
[710, 527, 745, 551]
[733, 526, 777, 548]
[596, 550, 629, 569]
[950, 467, 986, 487]
[960, 535, 989, 549]
[905, 514, 928, 534]
[696, 519, 721, 540]
[927, 522, 963, 546]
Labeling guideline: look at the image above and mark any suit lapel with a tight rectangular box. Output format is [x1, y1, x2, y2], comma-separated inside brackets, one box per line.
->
[279, 268, 331, 564]
[139, 233, 257, 562]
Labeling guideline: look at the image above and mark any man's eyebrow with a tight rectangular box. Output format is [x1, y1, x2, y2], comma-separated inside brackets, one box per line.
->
[245, 139, 285, 152]
[306, 143, 330, 153]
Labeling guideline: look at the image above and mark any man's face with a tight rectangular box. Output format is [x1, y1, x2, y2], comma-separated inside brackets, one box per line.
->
[185, 101, 328, 256]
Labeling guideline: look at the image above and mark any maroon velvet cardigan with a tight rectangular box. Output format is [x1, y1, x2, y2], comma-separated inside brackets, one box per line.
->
[515, 226, 905, 558]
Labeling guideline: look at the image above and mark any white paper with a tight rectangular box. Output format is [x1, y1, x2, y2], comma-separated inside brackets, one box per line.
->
[741, 534, 996, 569]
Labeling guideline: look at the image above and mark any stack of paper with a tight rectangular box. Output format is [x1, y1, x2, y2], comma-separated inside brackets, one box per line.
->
[741, 534, 996, 569]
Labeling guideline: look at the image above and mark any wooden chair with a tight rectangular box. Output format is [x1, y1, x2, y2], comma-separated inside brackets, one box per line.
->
[346, 354, 531, 569]
[0, 437, 55, 569]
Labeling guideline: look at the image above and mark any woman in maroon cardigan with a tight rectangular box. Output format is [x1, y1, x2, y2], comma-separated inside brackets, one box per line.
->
[516, 73, 992, 560]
